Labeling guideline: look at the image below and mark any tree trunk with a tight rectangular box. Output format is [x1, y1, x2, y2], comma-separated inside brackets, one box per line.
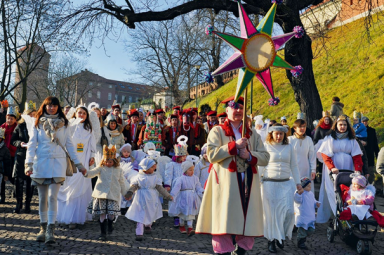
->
[283, 16, 323, 129]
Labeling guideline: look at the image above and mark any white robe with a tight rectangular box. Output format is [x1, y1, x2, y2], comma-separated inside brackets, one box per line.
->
[288, 136, 316, 192]
[194, 159, 210, 188]
[125, 171, 164, 225]
[120, 161, 138, 208]
[168, 175, 204, 220]
[164, 161, 183, 187]
[57, 123, 96, 224]
[316, 135, 362, 223]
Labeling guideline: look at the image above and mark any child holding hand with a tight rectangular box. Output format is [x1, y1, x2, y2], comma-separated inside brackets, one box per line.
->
[294, 177, 320, 250]
[125, 158, 173, 241]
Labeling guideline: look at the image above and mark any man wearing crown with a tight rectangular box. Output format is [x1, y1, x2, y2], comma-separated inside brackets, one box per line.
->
[111, 101, 122, 125]
[196, 96, 270, 255]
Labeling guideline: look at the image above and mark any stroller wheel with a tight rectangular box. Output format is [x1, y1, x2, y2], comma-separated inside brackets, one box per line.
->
[327, 227, 335, 243]
[356, 240, 372, 255]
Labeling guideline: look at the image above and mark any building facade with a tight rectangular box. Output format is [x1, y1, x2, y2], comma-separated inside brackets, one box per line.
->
[57, 70, 152, 109]
[301, 0, 384, 35]
[189, 70, 238, 99]
[153, 89, 175, 109]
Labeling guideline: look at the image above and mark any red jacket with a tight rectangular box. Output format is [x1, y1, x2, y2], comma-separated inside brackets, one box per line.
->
[1, 123, 17, 157]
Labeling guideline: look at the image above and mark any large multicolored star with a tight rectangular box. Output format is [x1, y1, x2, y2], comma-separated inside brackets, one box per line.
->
[206, 1, 303, 105]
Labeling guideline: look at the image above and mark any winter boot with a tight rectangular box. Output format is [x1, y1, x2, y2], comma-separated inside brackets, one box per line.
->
[45, 224, 56, 244]
[187, 227, 195, 237]
[24, 198, 31, 214]
[276, 239, 284, 249]
[99, 220, 107, 241]
[297, 238, 308, 250]
[232, 244, 246, 255]
[107, 218, 114, 234]
[13, 198, 23, 214]
[268, 240, 277, 253]
[36, 223, 47, 242]
[0, 180, 5, 204]
[174, 217, 179, 227]
[144, 226, 151, 234]
[179, 225, 187, 233]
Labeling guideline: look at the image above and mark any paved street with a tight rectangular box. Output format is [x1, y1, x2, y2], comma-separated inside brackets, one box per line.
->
[1, 183, 384, 255]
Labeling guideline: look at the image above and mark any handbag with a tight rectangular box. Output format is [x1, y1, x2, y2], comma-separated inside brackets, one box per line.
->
[100, 127, 109, 147]
[56, 140, 77, 176]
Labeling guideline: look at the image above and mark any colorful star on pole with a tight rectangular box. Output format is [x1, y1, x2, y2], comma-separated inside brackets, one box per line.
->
[205, 1, 304, 106]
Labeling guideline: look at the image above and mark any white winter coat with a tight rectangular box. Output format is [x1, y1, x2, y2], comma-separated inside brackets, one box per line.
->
[26, 123, 80, 179]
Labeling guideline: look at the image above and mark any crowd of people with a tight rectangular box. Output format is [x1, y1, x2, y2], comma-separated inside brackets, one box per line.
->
[0, 95, 383, 254]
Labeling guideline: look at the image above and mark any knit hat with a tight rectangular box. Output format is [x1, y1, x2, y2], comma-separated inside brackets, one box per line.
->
[352, 175, 367, 188]
[103, 145, 117, 161]
[139, 158, 156, 171]
[119, 143, 132, 153]
[143, 142, 156, 153]
[181, 160, 194, 173]
[300, 177, 311, 189]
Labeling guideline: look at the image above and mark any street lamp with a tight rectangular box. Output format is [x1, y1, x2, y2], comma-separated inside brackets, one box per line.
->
[169, 78, 174, 108]
[194, 65, 201, 108]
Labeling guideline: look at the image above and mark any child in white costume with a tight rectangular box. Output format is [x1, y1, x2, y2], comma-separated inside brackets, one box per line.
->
[294, 177, 320, 250]
[119, 144, 137, 214]
[85, 145, 127, 241]
[168, 161, 204, 236]
[164, 136, 188, 227]
[125, 158, 173, 241]
[193, 144, 210, 188]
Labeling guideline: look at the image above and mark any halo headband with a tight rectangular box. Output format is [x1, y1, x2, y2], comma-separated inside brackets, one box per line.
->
[268, 126, 288, 133]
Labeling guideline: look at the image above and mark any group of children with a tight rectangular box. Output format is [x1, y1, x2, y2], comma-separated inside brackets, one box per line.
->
[82, 135, 209, 241]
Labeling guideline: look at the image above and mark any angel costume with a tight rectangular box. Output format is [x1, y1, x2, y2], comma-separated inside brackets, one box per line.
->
[57, 119, 96, 225]
[288, 135, 316, 192]
[194, 158, 210, 188]
[316, 134, 363, 223]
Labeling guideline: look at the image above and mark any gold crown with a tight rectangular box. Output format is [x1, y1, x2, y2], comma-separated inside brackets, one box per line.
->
[25, 100, 36, 111]
[337, 115, 348, 122]
[322, 111, 330, 117]
[353, 111, 361, 119]
[103, 145, 117, 160]
[0, 128, 5, 139]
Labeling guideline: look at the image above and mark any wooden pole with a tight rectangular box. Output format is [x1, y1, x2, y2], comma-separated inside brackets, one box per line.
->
[250, 79, 253, 115]
[242, 87, 248, 137]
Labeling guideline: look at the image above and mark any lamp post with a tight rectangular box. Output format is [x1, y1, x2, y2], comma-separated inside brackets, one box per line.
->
[169, 78, 174, 108]
[194, 65, 201, 108]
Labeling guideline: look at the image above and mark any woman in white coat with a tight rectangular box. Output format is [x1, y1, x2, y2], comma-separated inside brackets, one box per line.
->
[316, 115, 363, 223]
[262, 124, 302, 253]
[57, 106, 96, 229]
[288, 119, 316, 192]
[25, 97, 86, 244]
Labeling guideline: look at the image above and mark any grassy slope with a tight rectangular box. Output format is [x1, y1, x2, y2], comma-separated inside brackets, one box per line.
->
[184, 14, 384, 146]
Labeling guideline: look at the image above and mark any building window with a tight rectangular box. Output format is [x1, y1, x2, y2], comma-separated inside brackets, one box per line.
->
[108, 93, 112, 100]
[107, 105, 111, 109]
[122, 95, 126, 102]
[129, 96, 132, 103]
[115, 94, 118, 101]
[97, 91, 101, 99]
[97, 83, 101, 86]
[88, 91, 92, 98]
[109, 85, 113, 89]
[89, 82, 93, 86]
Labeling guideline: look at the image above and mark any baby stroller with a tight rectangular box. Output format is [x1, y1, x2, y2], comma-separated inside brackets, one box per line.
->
[327, 170, 378, 255]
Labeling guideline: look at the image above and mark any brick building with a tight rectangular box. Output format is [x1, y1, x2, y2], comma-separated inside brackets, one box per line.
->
[57, 70, 152, 109]
[14, 44, 51, 106]
[301, 0, 384, 35]
[189, 70, 239, 99]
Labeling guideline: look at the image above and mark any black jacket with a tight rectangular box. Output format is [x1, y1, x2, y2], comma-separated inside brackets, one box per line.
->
[356, 139, 369, 176]
[313, 127, 330, 145]
[10, 122, 29, 178]
[0, 141, 12, 176]
[364, 126, 380, 166]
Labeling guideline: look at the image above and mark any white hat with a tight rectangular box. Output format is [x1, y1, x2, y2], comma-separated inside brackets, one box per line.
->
[181, 160, 194, 173]
[297, 112, 306, 120]
[139, 158, 156, 171]
[280, 116, 287, 121]
[186, 155, 199, 164]
[143, 142, 156, 153]
[254, 115, 264, 126]
[119, 143, 132, 153]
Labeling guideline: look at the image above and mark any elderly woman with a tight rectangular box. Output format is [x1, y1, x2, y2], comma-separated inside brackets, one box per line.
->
[11, 103, 37, 213]
[25, 96, 86, 244]
[57, 106, 96, 229]
[316, 115, 363, 223]
[262, 123, 301, 253]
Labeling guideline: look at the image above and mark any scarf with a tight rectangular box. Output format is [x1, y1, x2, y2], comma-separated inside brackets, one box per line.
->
[336, 131, 349, 140]
[320, 122, 332, 130]
[38, 113, 65, 142]
[110, 129, 121, 138]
